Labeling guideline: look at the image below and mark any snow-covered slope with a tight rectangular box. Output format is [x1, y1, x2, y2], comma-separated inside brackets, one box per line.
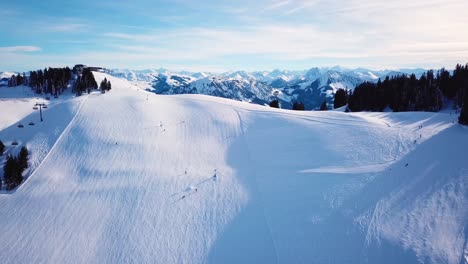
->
[0, 85, 86, 190]
[109, 67, 422, 110]
[0, 73, 466, 264]
[0, 85, 68, 131]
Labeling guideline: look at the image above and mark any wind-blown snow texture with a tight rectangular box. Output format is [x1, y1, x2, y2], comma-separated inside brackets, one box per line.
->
[0, 72, 466, 264]
[109, 67, 426, 110]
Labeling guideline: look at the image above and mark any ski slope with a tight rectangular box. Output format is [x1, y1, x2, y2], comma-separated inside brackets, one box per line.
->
[0, 72, 466, 264]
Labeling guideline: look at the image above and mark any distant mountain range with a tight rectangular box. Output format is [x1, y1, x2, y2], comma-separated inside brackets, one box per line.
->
[108, 67, 427, 109]
[0, 67, 427, 109]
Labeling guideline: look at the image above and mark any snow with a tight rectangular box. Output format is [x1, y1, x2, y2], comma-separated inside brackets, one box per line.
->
[0, 86, 56, 130]
[0, 85, 86, 193]
[0, 72, 17, 79]
[0, 72, 466, 263]
[367, 71, 379, 79]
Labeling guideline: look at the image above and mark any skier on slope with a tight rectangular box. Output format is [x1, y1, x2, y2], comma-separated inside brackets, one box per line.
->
[212, 170, 218, 183]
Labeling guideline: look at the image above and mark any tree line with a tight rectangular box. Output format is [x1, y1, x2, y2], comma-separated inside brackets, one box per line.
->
[7, 66, 110, 96]
[9, 67, 73, 96]
[269, 100, 328, 110]
[333, 63, 468, 125]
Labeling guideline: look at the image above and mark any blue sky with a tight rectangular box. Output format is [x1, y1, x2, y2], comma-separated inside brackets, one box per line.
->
[1, 0, 467, 72]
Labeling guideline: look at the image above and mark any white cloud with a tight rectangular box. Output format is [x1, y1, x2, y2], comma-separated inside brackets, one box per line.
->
[266, 1, 291, 10]
[284, 1, 319, 15]
[0, 46, 41, 53]
[99, 8, 468, 70]
[44, 23, 88, 33]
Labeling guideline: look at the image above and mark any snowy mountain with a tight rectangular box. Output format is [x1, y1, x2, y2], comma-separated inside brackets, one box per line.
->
[109, 67, 419, 109]
[0, 72, 466, 264]
[0, 72, 16, 87]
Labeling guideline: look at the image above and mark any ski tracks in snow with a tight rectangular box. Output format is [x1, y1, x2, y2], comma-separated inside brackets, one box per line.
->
[231, 106, 280, 264]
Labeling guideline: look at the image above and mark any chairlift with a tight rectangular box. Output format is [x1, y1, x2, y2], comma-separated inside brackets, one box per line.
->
[43, 105, 48, 109]
[45, 97, 50, 100]
[33, 106, 38, 110]
[17, 123, 24, 128]
[28, 121, 35, 126]
[12, 140, 18, 146]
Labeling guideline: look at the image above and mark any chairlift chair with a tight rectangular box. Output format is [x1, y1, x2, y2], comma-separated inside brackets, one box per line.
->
[33, 106, 38, 110]
[28, 121, 35, 126]
[12, 140, 19, 146]
[17, 123, 24, 128]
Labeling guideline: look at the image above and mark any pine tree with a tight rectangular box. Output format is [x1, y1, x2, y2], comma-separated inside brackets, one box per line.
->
[320, 101, 328, 111]
[292, 102, 305, 110]
[3, 147, 28, 190]
[3, 155, 21, 190]
[0, 140, 5, 155]
[333, 89, 348, 109]
[76, 79, 83, 96]
[16, 73, 22, 85]
[269, 99, 280, 108]
[100, 78, 109, 92]
[9, 74, 17, 87]
[459, 87, 468, 125]
[18, 146, 29, 171]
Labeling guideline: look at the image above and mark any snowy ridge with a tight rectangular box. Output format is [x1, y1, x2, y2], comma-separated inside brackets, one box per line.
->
[0, 73, 466, 263]
[0, 72, 17, 79]
[0, 72, 17, 87]
[109, 67, 422, 110]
